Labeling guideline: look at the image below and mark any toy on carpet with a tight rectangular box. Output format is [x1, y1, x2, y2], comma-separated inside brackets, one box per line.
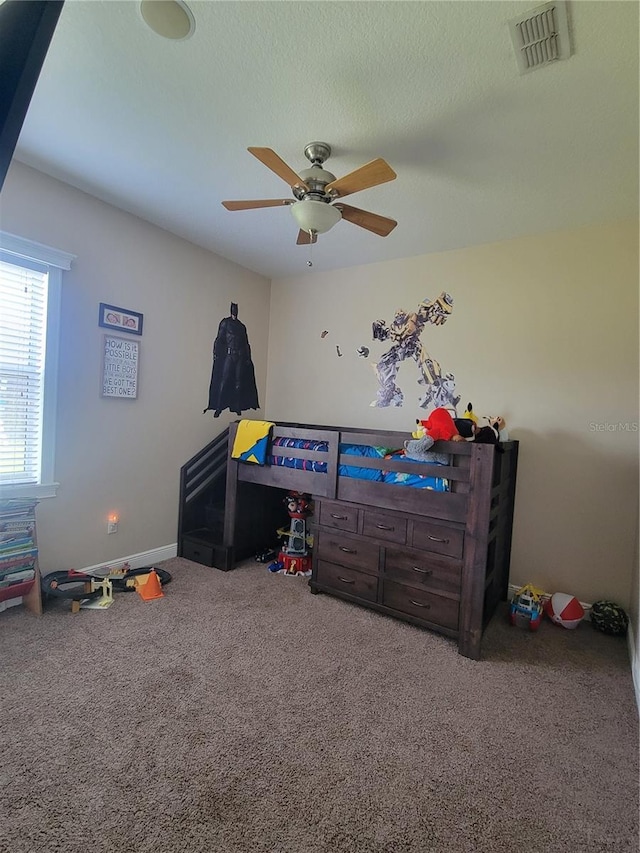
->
[590, 600, 629, 636]
[79, 577, 114, 611]
[42, 570, 106, 614]
[255, 547, 278, 563]
[105, 564, 172, 592]
[509, 583, 545, 630]
[268, 491, 313, 577]
[41, 565, 172, 613]
[134, 568, 164, 601]
[544, 592, 585, 629]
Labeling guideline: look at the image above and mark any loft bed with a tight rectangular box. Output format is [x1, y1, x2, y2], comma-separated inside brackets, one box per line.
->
[222, 420, 519, 660]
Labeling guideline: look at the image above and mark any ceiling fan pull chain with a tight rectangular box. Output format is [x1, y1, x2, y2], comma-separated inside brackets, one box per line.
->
[307, 232, 313, 268]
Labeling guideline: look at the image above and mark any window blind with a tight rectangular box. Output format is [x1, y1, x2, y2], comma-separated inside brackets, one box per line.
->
[0, 258, 49, 486]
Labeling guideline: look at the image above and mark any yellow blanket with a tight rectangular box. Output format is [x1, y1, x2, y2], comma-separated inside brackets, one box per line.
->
[231, 419, 275, 465]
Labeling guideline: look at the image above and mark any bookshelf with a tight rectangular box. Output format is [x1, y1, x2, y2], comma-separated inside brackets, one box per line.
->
[0, 499, 42, 616]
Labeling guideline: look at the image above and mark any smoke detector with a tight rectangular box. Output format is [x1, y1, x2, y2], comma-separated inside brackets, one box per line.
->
[508, 1, 572, 74]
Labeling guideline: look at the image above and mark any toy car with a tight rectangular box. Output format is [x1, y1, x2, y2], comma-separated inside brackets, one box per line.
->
[255, 547, 277, 563]
[509, 584, 545, 631]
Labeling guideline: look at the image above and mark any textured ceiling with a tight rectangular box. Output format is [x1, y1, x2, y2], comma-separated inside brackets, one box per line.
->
[12, 0, 639, 279]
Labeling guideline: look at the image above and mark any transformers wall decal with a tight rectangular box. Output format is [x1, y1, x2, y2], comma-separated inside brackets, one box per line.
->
[370, 292, 460, 411]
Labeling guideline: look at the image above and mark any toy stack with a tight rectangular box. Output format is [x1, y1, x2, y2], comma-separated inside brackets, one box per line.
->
[268, 492, 313, 576]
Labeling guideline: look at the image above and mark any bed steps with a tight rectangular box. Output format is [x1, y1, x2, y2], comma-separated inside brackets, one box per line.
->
[178, 428, 235, 570]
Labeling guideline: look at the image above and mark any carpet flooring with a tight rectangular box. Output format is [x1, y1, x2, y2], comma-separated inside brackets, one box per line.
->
[1, 557, 638, 853]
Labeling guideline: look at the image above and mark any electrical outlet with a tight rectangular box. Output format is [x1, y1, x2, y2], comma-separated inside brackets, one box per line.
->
[107, 521, 118, 534]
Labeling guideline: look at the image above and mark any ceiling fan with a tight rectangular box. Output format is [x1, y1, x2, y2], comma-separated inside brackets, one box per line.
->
[222, 142, 397, 245]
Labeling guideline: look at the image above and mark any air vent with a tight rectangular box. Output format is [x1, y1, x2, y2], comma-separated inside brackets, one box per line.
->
[508, 1, 571, 74]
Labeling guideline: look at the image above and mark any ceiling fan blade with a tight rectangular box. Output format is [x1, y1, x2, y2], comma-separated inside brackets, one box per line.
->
[222, 199, 293, 210]
[296, 229, 317, 245]
[247, 147, 309, 191]
[325, 158, 396, 199]
[336, 204, 397, 237]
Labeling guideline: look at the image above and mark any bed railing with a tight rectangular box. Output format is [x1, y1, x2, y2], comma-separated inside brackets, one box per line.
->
[227, 421, 489, 523]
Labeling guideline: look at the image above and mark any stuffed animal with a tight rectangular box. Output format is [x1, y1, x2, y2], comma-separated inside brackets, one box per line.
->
[462, 402, 479, 425]
[473, 426, 499, 444]
[454, 412, 509, 445]
[411, 421, 428, 440]
[403, 434, 450, 464]
[454, 418, 475, 440]
[404, 408, 463, 462]
[423, 407, 462, 442]
[485, 415, 509, 441]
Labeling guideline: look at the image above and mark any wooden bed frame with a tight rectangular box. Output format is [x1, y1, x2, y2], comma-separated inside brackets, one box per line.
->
[223, 420, 519, 659]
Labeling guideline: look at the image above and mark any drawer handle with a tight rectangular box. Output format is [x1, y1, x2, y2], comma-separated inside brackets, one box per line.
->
[376, 524, 394, 531]
[338, 576, 355, 584]
[428, 535, 449, 544]
[339, 546, 357, 554]
[412, 566, 433, 576]
[410, 599, 431, 609]
[331, 513, 348, 520]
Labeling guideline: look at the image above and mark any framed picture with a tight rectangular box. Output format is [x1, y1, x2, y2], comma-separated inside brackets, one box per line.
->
[98, 302, 143, 336]
[101, 335, 139, 399]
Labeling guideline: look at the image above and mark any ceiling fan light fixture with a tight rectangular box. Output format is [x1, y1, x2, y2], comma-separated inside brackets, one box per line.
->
[140, 0, 195, 40]
[290, 200, 341, 235]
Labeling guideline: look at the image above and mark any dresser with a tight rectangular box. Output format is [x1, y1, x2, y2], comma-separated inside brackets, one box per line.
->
[310, 488, 504, 659]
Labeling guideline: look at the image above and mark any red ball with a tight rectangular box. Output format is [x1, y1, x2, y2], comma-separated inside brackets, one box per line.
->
[544, 593, 585, 629]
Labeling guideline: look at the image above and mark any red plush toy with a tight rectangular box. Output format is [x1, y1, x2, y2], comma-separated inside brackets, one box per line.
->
[420, 408, 464, 442]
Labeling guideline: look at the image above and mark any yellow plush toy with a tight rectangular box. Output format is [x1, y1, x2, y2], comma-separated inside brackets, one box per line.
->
[411, 420, 427, 439]
[462, 402, 479, 425]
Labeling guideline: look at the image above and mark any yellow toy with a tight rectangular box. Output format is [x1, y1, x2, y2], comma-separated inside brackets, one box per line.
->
[411, 420, 427, 439]
[78, 577, 114, 611]
[509, 583, 546, 630]
[462, 402, 479, 425]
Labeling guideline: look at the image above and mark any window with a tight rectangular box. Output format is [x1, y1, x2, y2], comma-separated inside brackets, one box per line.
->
[0, 232, 75, 498]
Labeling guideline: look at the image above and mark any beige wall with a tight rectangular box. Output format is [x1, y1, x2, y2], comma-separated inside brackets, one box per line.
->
[1, 162, 270, 572]
[266, 220, 639, 608]
[2, 162, 637, 611]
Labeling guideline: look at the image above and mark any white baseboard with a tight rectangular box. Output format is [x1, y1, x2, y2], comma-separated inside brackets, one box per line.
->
[80, 543, 178, 577]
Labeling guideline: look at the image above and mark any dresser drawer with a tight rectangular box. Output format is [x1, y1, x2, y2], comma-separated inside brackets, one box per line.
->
[316, 531, 379, 575]
[384, 547, 461, 597]
[316, 560, 378, 602]
[411, 520, 464, 559]
[362, 509, 407, 544]
[383, 580, 459, 630]
[319, 500, 358, 533]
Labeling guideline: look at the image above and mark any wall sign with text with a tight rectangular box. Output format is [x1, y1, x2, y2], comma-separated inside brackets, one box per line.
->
[101, 335, 139, 399]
